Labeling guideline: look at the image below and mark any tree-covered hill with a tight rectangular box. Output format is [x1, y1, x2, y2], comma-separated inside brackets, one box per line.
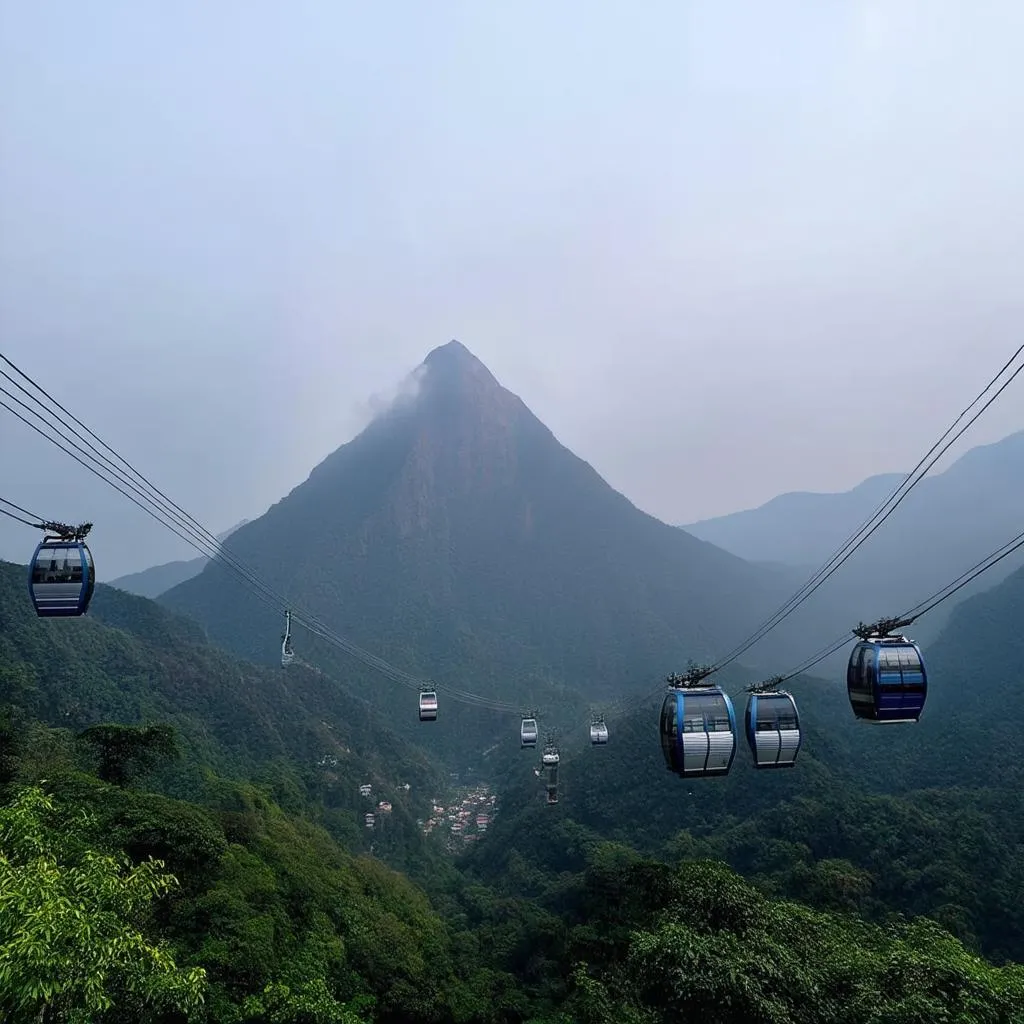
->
[0, 558, 446, 867]
[2, 553, 1023, 1018]
[515, 849, 1024, 1024]
[0, 763, 511, 1022]
[3, 756, 1021, 1023]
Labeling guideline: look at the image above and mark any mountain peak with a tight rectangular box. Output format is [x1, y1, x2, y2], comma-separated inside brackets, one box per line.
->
[421, 339, 501, 398]
[161, 335, 801, 731]
[423, 338, 475, 364]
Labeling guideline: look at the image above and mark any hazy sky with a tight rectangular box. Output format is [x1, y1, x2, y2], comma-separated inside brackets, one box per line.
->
[2, 0, 1024, 580]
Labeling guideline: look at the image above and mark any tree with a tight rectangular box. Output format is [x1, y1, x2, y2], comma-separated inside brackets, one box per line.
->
[238, 981, 372, 1023]
[0, 786, 206, 1022]
[78, 724, 180, 787]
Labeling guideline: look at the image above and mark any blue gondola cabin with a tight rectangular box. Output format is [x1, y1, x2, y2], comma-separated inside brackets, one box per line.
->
[846, 637, 927, 723]
[745, 691, 801, 768]
[659, 686, 737, 778]
[28, 540, 95, 617]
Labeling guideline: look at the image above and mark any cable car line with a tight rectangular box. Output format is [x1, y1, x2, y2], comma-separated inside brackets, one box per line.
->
[548, 328, 1024, 737]
[592, 628, 852, 740]
[722, 523, 1024, 735]
[0, 359, 223, 553]
[705, 341, 1024, 676]
[648, 338, 1024, 768]
[0, 358, 328, 611]
[0, 364, 376, 666]
[605, 623, 854, 728]
[661, 506, 1024, 772]
[0, 396, 380, 692]
[557, 626, 851, 760]
[652, 335, 1024, 761]
[901, 526, 1024, 622]
[0, 380, 239, 569]
[0, 391, 231, 564]
[0, 496, 44, 529]
[0, 389, 319, 632]
[0, 392, 426, 710]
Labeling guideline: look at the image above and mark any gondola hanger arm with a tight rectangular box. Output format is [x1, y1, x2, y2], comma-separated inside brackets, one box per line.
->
[852, 616, 916, 641]
[39, 520, 92, 542]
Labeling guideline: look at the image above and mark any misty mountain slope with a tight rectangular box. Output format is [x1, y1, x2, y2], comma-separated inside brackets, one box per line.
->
[684, 472, 906, 565]
[684, 430, 1024, 647]
[894, 559, 1024, 785]
[161, 341, 819, 742]
[106, 556, 209, 598]
[108, 519, 250, 597]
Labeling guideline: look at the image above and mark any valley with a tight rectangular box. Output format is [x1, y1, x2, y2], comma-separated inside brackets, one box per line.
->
[2, 340, 1024, 1021]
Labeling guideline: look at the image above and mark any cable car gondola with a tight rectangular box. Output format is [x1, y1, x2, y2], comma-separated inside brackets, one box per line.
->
[418, 690, 438, 722]
[28, 524, 95, 618]
[542, 741, 559, 804]
[521, 717, 538, 748]
[589, 716, 609, 745]
[281, 610, 295, 667]
[659, 682, 736, 778]
[745, 690, 801, 769]
[847, 629, 927, 723]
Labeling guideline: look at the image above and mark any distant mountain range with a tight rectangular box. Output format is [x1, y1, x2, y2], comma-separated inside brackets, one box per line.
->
[108, 519, 250, 597]
[683, 430, 1024, 643]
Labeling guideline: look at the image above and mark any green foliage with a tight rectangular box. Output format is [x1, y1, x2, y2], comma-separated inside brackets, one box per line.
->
[238, 980, 372, 1024]
[0, 559, 448, 880]
[556, 859, 1024, 1024]
[0, 786, 206, 1023]
[3, 543, 1024, 1021]
[0, 768, 523, 1023]
[78, 724, 180, 787]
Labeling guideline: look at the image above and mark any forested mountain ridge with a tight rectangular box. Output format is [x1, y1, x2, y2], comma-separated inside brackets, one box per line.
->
[0, 559, 444, 866]
[160, 341, 833, 756]
[6, 758, 1021, 1022]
